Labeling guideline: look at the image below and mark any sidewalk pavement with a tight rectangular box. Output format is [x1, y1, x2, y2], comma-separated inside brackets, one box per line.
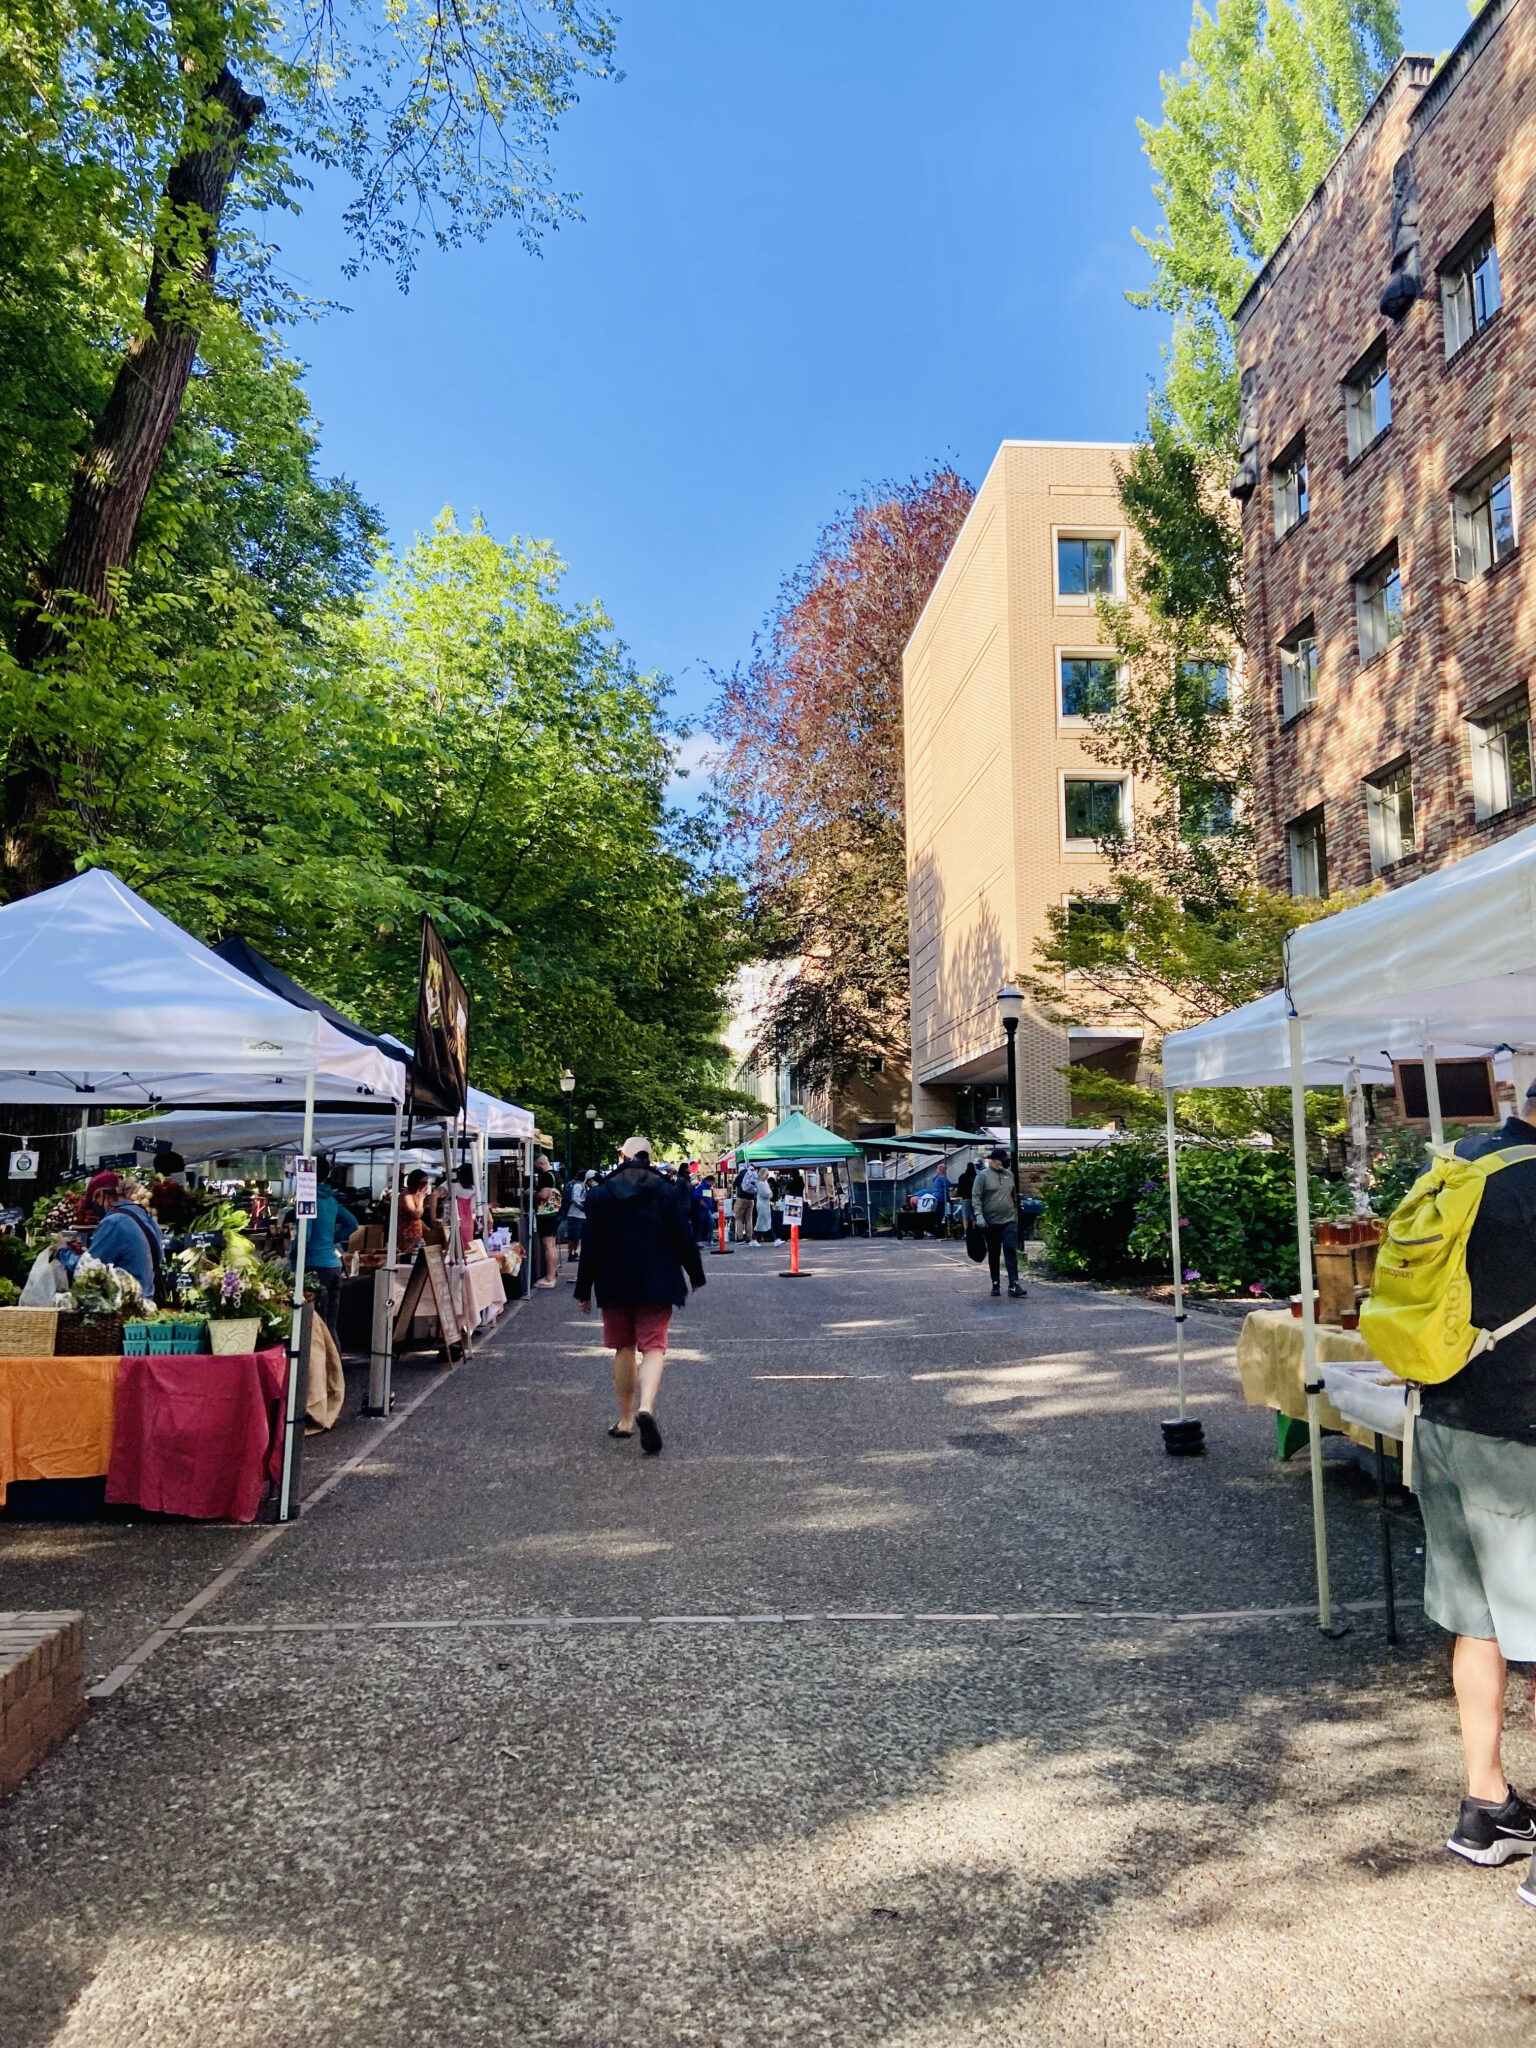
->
[1, 1241, 1532, 2047]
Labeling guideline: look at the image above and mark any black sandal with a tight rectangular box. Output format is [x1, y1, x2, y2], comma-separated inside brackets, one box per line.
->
[607, 1424, 633, 1439]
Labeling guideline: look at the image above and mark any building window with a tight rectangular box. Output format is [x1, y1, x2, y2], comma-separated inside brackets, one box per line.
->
[1056, 536, 1116, 599]
[1280, 621, 1318, 720]
[1272, 439, 1308, 539]
[1365, 760, 1415, 870]
[1059, 655, 1117, 718]
[1443, 229, 1502, 357]
[1180, 780, 1236, 839]
[1288, 809, 1328, 898]
[1344, 348, 1391, 460]
[1453, 449, 1516, 580]
[1063, 777, 1125, 845]
[1468, 693, 1534, 821]
[1355, 546, 1403, 663]
[1180, 659, 1230, 709]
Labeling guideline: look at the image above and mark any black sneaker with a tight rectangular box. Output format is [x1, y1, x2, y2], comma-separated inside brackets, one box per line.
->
[636, 1410, 663, 1457]
[1447, 1788, 1536, 1867]
[1008, 1284, 1027, 1298]
[990, 1282, 1000, 1297]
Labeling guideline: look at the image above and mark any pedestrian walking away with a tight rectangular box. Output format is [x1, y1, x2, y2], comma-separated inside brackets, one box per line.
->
[563, 1170, 594, 1268]
[1391, 1087, 1536, 1897]
[754, 1170, 774, 1245]
[575, 1133, 705, 1454]
[971, 1146, 1026, 1298]
[733, 1162, 758, 1246]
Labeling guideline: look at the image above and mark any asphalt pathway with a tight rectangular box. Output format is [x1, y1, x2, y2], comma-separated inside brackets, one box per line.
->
[3, 1240, 1535, 2045]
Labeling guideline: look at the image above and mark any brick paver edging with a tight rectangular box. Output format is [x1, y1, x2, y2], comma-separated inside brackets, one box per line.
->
[0, 1611, 85, 1798]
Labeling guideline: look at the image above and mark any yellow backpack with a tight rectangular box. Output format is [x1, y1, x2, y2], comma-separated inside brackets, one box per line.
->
[1361, 1144, 1536, 1384]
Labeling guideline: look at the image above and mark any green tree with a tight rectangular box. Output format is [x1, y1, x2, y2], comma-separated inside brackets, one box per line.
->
[1, 0, 618, 890]
[1132, 0, 1401, 449]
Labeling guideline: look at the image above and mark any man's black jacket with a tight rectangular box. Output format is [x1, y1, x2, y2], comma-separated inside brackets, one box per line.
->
[574, 1163, 706, 1309]
[1420, 1115, 1536, 1442]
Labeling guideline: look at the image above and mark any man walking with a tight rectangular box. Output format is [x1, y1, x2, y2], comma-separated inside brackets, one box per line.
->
[576, 1134, 705, 1456]
[1410, 1087, 1536, 1893]
[971, 1146, 1026, 1299]
[732, 1162, 758, 1246]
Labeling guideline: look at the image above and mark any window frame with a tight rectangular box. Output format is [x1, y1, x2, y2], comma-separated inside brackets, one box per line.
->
[1364, 758, 1415, 871]
[1279, 620, 1319, 722]
[1060, 771, 1129, 851]
[1271, 435, 1309, 541]
[1468, 691, 1535, 823]
[1053, 529, 1122, 605]
[1453, 446, 1517, 582]
[1287, 807, 1329, 899]
[1179, 658, 1231, 712]
[1057, 650, 1119, 723]
[1355, 544, 1404, 664]
[1343, 344, 1391, 462]
[1442, 218, 1503, 359]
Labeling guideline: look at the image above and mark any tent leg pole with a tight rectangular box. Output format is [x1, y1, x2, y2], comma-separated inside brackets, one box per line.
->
[367, 1096, 404, 1415]
[277, 1072, 316, 1522]
[1161, 1090, 1202, 1454]
[1422, 1042, 1444, 1149]
[1289, 1014, 1340, 1635]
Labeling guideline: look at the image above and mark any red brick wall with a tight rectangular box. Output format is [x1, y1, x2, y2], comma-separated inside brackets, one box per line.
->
[0, 1612, 85, 1798]
[1238, 1, 1536, 893]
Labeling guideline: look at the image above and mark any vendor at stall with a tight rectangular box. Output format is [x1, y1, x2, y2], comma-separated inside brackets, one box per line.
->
[297, 1161, 358, 1339]
[83, 1171, 164, 1304]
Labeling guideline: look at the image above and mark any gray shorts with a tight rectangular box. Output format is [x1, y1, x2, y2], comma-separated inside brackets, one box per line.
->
[1416, 1416, 1536, 1658]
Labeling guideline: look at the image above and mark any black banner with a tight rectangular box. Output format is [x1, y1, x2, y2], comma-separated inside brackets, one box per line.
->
[413, 916, 470, 1117]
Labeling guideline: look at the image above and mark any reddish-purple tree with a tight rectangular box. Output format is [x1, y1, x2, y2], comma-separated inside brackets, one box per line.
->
[713, 466, 973, 1085]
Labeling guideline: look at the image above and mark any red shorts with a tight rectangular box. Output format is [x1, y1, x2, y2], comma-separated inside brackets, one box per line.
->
[600, 1303, 673, 1353]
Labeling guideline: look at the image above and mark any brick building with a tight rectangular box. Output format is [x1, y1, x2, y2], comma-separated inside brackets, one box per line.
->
[1234, 0, 1536, 897]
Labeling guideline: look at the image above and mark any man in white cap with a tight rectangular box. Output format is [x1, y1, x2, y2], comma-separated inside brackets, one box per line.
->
[575, 1135, 705, 1455]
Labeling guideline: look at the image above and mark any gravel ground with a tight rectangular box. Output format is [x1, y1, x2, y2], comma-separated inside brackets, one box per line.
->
[2, 1240, 1534, 2045]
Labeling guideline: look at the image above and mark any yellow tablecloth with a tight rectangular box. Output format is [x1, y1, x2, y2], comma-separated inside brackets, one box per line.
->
[0, 1353, 118, 1505]
[1234, 1308, 1380, 1450]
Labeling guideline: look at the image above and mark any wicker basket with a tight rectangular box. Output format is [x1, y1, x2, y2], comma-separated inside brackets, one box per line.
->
[53, 1313, 125, 1356]
[0, 1306, 60, 1355]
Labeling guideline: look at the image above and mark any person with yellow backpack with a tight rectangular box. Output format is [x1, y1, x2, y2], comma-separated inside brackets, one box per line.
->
[1362, 1091, 1536, 1896]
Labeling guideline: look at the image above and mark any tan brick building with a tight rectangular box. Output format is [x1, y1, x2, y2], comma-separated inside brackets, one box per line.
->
[903, 440, 1148, 1128]
[1235, 0, 1536, 895]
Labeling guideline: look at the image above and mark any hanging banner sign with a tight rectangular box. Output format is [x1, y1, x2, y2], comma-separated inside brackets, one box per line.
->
[413, 915, 470, 1117]
[293, 1156, 318, 1220]
[8, 1149, 38, 1180]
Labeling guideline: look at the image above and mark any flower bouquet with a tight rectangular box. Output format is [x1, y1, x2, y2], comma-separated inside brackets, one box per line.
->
[202, 1259, 293, 1353]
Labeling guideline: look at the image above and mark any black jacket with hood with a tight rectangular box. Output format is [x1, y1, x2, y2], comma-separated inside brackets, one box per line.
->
[574, 1162, 706, 1309]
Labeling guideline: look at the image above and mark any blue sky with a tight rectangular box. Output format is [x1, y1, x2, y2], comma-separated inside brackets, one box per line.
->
[276, 0, 1472, 763]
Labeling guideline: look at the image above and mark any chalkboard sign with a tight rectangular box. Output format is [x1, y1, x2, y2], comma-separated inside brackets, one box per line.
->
[1394, 1057, 1498, 1124]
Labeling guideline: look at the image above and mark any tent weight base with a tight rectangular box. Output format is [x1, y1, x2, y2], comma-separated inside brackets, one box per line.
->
[1320, 1616, 1353, 1640]
[1160, 1418, 1205, 1456]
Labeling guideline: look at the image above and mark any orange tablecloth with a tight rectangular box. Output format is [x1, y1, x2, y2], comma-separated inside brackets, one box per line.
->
[0, 1353, 118, 1505]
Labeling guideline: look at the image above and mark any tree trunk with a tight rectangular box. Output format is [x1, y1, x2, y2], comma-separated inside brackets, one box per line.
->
[4, 64, 264, 897]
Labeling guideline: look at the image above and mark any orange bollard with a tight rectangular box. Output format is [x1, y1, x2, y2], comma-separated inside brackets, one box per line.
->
[712, 1190, 733, 1255]
[780, 1221, 806, 1278]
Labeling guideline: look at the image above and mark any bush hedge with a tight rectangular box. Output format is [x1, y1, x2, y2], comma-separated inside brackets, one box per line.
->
[1042, 1141, 1346, 1295]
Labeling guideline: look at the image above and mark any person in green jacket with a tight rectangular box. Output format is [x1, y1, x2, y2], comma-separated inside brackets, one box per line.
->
[971, 1147, 1026, 1300]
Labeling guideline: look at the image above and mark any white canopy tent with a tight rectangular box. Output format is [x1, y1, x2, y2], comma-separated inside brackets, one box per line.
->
[1160, 823, 1536, 1630]
[0, 871, 404, 1107]
[0, 870, 410, 1523]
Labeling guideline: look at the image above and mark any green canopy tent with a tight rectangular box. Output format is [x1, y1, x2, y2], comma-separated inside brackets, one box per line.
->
[732, 1110, 861, 1165]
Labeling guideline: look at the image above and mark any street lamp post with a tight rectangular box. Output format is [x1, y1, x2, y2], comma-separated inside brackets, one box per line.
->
[560, 1070, 575, 1182]
[996, 983, 1024, 1209]
[593, 1116, 604, 1171]
[584, 1102, 597, 1171]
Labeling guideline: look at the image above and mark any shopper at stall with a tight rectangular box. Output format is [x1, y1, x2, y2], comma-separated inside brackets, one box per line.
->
[452, 1164, 478, 1250]
[575, 1134, 705, 1456]
[298, 1162, 359, 1340]
[84, 1171, 165, 1304]
[754, 1169, 774, 1245]
[533, 1153, 563, 1288]
[732, 1161, 758, 1246]
[1403, 1093, 1536, 1893]
[392, 1170, 430, 1255]
[971, 1147, 1026, 1299]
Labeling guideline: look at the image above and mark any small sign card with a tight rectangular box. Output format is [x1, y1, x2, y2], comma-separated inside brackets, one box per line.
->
[781, 1197, 804, 1226]
[293, 1156, 318, 1220]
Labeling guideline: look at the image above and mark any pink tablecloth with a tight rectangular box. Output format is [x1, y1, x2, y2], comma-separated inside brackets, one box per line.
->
[106, 1348, 290, 1522]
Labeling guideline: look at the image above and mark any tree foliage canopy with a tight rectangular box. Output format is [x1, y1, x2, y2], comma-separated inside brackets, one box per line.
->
[711, 469, 974, 1088]
[1132, 0, 1400, 448]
